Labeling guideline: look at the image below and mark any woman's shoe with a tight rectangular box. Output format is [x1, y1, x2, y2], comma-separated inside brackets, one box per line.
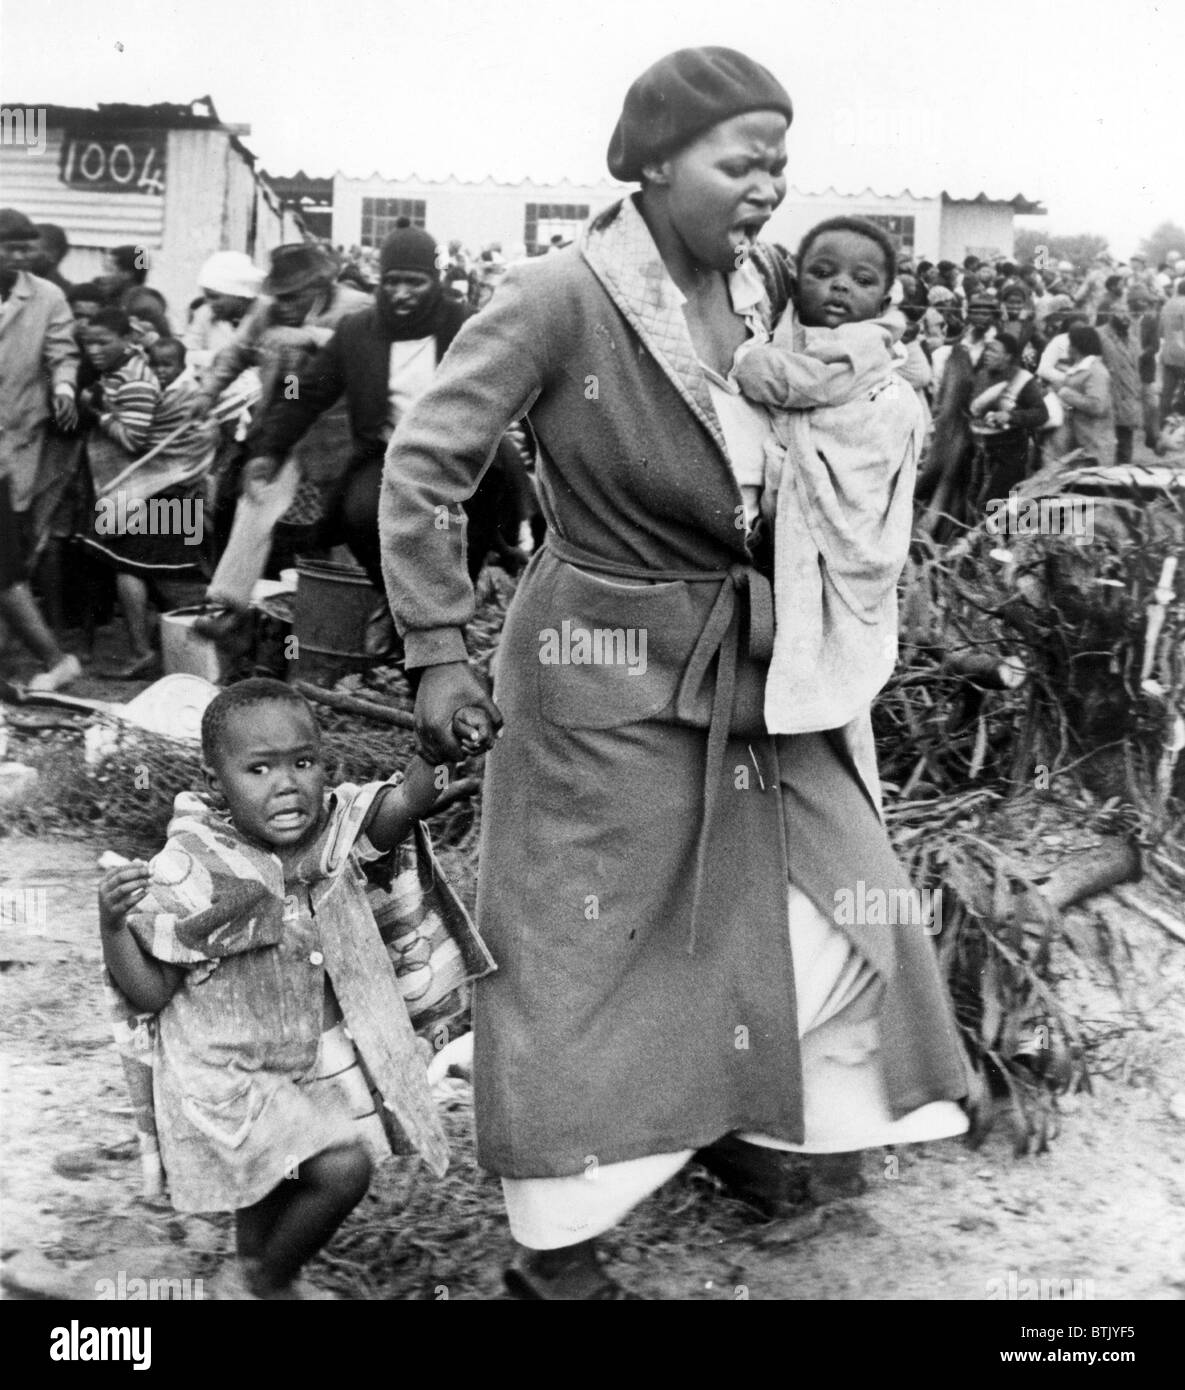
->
[805, 1151, 867, 1203]
[503, 1239, 645, 1300]
[694, 1133, 811, 1219]
[26, 653, 83, 693]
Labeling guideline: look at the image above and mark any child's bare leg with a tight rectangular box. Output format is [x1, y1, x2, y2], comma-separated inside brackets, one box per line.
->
[115, 572, 153, 660]
[0, 581, 64, 666]
[235, 1182, 292, 1261]
[241, 1142, 371, 1297]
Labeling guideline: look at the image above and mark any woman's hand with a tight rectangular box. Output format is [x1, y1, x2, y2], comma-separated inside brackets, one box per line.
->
[53, 389, 79, 432]
[414, 662, 503, 764]
[98, 861, 150, 934]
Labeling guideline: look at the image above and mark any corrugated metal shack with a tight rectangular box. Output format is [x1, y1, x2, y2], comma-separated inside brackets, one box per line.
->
[0, 97, 306, 320]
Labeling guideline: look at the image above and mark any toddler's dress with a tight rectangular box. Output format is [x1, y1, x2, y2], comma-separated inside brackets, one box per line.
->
[107, 781, 491, 1211]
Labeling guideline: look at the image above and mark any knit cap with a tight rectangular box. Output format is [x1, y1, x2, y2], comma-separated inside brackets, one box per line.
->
[379, 225, 439, 277]
[607, 47, 793, 182]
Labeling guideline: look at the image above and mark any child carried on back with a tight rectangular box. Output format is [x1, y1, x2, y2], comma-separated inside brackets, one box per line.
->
[733, 217, 927, 733]
[98, 678, 492, 1299]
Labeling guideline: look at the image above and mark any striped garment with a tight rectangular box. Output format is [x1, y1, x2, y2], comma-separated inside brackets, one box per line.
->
[98, 349, 160, 454]
[88, 366, 218, 504]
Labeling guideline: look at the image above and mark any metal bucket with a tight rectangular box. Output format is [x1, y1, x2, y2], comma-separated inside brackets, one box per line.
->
[291, 558, 383, 687]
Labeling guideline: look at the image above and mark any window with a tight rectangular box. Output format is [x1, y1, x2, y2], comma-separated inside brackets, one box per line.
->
[860, 213, 916, 259]
[360, 198, 427, 248]
[524, 202, 590, 256]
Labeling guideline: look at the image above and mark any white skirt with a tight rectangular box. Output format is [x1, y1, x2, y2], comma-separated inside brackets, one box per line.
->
[504, 883, 967, 1248]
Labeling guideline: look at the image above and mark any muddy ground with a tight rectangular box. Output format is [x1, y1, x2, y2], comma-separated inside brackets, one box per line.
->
[3, 828, 1184, 1302]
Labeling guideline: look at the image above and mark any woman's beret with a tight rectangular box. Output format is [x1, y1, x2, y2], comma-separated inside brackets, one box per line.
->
[608, 47, 793, 182]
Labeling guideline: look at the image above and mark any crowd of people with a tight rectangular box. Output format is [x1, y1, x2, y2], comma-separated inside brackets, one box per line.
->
[0, 211, 537, 692]
[5, 200, 1182, 695]
[4, 206, 1182, 694]
[898, 248, 1185, 535]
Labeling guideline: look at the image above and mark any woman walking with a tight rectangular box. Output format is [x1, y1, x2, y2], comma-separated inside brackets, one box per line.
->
[381, 47, 970, 1300]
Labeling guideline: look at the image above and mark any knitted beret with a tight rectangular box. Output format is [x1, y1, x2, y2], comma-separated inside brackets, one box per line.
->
[607, 47, 793, 182]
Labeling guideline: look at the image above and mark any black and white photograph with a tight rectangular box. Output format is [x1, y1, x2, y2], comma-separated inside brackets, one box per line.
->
[0, 0, 1183, 1344]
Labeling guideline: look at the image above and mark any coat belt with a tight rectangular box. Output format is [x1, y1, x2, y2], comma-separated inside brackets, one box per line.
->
[543, 535, 774, 953]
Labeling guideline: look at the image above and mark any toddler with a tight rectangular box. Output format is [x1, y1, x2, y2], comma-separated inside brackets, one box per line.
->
[98, 678, 489, 1298]
[732, 216, 927, 733]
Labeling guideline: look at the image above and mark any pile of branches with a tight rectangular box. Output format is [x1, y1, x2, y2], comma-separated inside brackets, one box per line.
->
[878, 464, 1185, 1147]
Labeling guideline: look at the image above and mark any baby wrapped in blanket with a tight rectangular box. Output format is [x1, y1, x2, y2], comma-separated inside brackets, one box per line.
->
[734, 218, 927, 734]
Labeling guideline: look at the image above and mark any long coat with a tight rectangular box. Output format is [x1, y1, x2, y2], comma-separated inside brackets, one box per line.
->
[1058, 357, 1116, 462]
[1097, 325, 1143, 428]
[0, 271, 78, 512]
[380, 196, 967, 1177]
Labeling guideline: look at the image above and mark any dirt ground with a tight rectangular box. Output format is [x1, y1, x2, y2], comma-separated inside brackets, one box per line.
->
[3, 828, 1185, 1302]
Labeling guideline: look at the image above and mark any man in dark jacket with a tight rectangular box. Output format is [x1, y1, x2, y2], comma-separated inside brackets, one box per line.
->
[256, 224, 530, 592]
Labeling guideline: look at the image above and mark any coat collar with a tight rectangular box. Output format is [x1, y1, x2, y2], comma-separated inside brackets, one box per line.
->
[581, 195, 770, 461]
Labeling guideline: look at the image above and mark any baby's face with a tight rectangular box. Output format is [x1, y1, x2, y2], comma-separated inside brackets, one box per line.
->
[207, 701, 327, 849]
[798, 231, 890, 328]
[149, 350, 183, 387]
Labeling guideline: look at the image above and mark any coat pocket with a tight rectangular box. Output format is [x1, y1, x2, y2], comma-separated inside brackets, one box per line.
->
[180, 1076, 265, 1150]
[536, 564, 703, 730]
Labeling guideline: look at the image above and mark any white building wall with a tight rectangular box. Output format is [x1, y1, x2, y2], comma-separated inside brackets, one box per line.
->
[938, 201, 1016, 263]
[765, 189, 943, 262]
[329, 176, 1003, 271]
[158, 128, 235, 314]
[332, 174, 624, 256]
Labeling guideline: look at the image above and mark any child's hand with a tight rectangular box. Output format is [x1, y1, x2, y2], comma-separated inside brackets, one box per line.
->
[98, 862, 150, 934]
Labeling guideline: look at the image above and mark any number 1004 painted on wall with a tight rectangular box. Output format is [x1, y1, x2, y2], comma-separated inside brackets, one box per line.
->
[59, 131, 166, 195]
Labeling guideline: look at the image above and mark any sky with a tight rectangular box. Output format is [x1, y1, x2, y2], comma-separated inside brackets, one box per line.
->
[2, 0, 1182, 254]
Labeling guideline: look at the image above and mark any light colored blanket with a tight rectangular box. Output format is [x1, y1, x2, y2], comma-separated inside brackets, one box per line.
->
[734, 315, 925, 733]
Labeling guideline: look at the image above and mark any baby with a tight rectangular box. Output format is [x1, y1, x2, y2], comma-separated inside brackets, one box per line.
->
[146, 335, 188, 391]
[732, 217, 927, 733]
[98, 678, 489, 1299]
